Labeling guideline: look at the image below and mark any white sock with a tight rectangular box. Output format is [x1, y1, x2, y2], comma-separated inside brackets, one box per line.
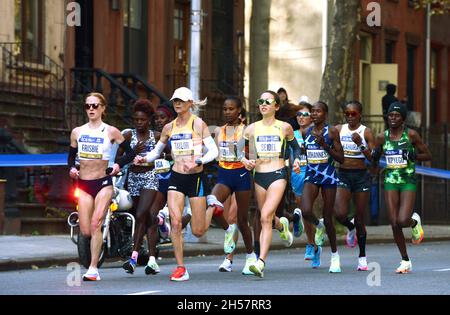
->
[331, 252, 339, 258]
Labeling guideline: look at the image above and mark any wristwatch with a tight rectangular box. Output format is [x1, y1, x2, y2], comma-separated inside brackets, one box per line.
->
[358, 144, 367, 152]
[195, 158, 203, 166]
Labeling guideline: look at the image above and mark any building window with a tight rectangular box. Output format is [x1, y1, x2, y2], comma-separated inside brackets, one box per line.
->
[14, 0, 43, 63]
[385, 41, 395, 63]
[123, 0, 147, 76]
[406, 44, 416, 111]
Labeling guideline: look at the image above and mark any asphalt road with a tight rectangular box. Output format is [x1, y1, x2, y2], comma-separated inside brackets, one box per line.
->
[1, 241, 449, 296]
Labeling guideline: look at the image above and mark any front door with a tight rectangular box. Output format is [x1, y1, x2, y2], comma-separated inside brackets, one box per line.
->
[172, 1, 190, 88]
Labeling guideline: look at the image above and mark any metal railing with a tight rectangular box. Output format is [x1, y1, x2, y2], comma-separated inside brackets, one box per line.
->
[69, 68, 138, 130]
[110, 73, 171, 107]
[0, 42, 66, 135]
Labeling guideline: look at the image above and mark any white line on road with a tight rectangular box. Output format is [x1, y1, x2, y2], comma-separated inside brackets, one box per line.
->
[127, 290, 161, 295]
[433, 268, 450, 272]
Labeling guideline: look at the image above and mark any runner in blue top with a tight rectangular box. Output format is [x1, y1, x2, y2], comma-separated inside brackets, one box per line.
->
[301, 101, 344, 273]
[289, 102, 319, 267]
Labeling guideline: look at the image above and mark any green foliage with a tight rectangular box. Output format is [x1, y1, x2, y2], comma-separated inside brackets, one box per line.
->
[412, 0, 450, 15]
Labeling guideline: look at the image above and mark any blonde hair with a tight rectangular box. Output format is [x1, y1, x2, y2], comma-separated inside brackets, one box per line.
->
[191, 97, 208, 113]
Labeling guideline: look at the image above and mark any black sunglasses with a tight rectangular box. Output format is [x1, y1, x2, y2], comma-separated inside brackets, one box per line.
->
[297, 112, 311, 117]
[85, 103, 101, 110]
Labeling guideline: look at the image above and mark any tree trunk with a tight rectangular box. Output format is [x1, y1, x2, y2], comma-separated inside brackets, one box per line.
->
[249, 0, 271, 113]
[320, 0, 360, 123]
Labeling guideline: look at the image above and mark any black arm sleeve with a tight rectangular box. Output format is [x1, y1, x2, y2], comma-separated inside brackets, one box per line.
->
[287, 137, 302, 160]
[68, 146, 77, 168]
[115, 140, 136, 168]
[287, 117, 300, 131]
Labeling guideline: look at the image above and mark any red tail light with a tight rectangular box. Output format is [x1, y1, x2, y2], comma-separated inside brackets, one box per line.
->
[73, 187, 80, 199]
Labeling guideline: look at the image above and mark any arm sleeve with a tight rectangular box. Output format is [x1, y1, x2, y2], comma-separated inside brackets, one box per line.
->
[115, 140, 137, 167]
[144, 141, 166, 163]
[68, 146, 77, 168]
[236, 137, 249, 161]
[199, 136, 219, 164]
[287, 137, 302, 160]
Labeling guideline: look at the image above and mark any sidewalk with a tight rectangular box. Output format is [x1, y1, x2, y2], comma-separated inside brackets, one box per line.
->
[1, 225, 449, 271]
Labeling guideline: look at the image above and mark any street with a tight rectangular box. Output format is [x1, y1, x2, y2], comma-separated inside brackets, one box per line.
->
[0, 241, 449, 295]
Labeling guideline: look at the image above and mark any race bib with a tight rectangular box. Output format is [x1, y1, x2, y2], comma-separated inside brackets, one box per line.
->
[300, 154, 307, 166]
[256, 135, 281, 158]
[171, 133, 194, 156]
[306, 144, 329, 164]
[154, 159, 171, 173]
[78, 135, 104, 159]
[385, 150, 407, 169]
[219, 141, 238, 162]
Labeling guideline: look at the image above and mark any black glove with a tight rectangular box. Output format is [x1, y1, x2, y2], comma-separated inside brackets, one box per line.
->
[402, 149, 416, 162]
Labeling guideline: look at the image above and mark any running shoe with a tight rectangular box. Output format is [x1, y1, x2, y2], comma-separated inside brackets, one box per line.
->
[224, 224, 237, 254]
[357, 257, 368, 271]
[311, 246, 321, 268]
[82, 267, 101, 281]
[145, 257, 160, 275]
[329, 254, 342, 273]
[249, 259, 265, 278]
[293, 208, 304, 238]
[304, 244, 315, 261]
[396, 260, 412, 274]
[122, 258, 137, 274]
[411, 212, 424, 245]
[242, 253, 257, 275]
[346, 229, 357, 248]
[315, 218, 325, 246]
[279, 217, 293, 247]
[170, 266, 190, 281]
[218, 258, 232, 272]
[158, 211, 171, 239]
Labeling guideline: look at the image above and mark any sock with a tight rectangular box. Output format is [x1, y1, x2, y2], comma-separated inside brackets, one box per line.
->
[357, 233, 367, 257]
[131, 251, 139, 261]
[331, 251, 339, 258]
[254, 241, 260, 257]
[342, 218, 355, 231]
[148, 255, 155, 263]
[402, 255, 409, 261]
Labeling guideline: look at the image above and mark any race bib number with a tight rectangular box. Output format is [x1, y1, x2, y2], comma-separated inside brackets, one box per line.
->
[171, 133, 194, 156]
[219, 141, 238, 162]
[385, 150, 407, 169]
[306, 144, 329, 164]
[78, 135, 104, 159]
[341, 137, 360, 157]
[154, 159, 171, 173]
[256, 135, 281, 158]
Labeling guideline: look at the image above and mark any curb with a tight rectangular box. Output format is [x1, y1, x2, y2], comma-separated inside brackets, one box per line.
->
[1, 237, 450, 272]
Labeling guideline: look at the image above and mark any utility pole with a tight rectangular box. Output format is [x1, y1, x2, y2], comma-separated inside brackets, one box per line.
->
[189, 0, 204, 104]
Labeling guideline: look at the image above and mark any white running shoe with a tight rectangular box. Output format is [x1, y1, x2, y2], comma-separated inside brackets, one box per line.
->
[329, 254, 342, 273]
[249, 259, 265, 278]
[218, 258, 232, 272]
[396, 260, 412, 274]
[242, 253, 257, 275]
[82, 267, 101, 281]
[145, 256, 161, 275]
[357, 257, 368, 271]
